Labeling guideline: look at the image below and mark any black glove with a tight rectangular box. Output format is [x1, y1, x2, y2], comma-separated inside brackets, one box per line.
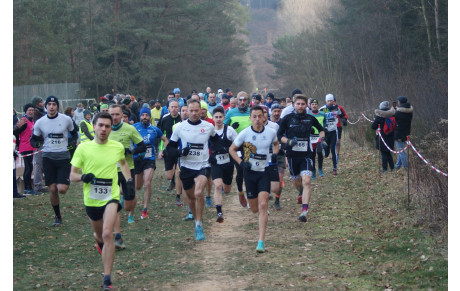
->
[278, 148, 285, 156]
[271, 153, 278, 164]
[124, 148, 132, 155]
[181, 146, 191, 156]
[341, 117, 348, 126]
[209, 155, 217, 165]
[81, 173, 95, 183]
[125, 178, 135, 200]
[286, 137, 298, 147]
[231, 122, 240, 130]
[240, 161, 252, 171]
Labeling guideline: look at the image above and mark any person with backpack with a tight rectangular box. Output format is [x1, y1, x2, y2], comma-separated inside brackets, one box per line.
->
[394, 96, 413, 169]
[371, 101, 396, 172]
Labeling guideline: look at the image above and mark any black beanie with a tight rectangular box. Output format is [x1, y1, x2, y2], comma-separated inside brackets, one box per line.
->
[291, 88, 302, 98]
[23, 103, 34, 112]
[45, 96, 59, 109]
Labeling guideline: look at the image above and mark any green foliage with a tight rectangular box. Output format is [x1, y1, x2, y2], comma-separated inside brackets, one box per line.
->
[14, 0, 251, 100]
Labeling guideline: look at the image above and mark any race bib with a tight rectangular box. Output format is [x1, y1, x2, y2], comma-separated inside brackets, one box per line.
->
[292, 138, 309, 152]
[145, 144, 153, 158]
[186, 143, 204, 162]
[249, 153, 267, 172]
[310, 135, 320, 144]
[89, 178, 112, 201]
[48, 133, 64, 149]
[216, 153, 230, 165]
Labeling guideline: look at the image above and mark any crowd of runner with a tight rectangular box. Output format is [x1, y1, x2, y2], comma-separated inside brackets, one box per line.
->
[14, 87, 355, 290]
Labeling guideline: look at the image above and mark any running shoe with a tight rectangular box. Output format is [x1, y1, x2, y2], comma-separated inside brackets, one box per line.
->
[256, 240, 265, 253]
[52, 216, 62, 227]
[238, 192, 247, 207]
[127, 215, 134, 224]
[205, 196, 213, 208]
[332, 168, 337, 176]
[216, 213, 224, 223]
[318, 169, 325, 177]
[102, 283, 113, 290]
[166, 181, 175, 191]
[184, 213, 194, 221]
[297, 210, 308, 222]
[311, 171, 316, 180]
[195, 225, 206, 241]
[140, 210, 149, 219]
[175, 196, 183, 206]
[13, 194, 27, 199]
[114, 237, 126, 249]
[273, 199, 281, 211]
[297, 192, 302, 204]
[23, 189, 34, 196]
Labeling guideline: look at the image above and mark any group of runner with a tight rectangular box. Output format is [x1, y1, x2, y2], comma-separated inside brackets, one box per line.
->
[13, 88, 348, 290]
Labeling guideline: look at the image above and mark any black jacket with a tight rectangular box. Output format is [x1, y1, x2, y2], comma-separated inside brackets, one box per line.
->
[394, 103, 413, 142]
[371, 108, 395, 152]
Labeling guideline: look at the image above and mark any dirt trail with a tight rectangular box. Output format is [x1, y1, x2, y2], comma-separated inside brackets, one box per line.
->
[169, 189, 257, 290]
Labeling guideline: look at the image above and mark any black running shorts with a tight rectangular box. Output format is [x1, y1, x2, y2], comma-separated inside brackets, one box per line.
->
[287, 156, 314, 178]
[86, 199, 121, 221]
[180, 167, 211, 190]
[43, 157, 71, 186]
[211, 163, 234, 185]
[134, 159, 156, 175]
[243, 168, 270, 199]
[163, 155, 177, 171]
[268, 164, 280, 182]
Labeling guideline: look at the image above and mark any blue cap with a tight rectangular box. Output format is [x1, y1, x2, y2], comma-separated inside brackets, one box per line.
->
[173, 88, 181, 94]
[139, 106, 151, 119]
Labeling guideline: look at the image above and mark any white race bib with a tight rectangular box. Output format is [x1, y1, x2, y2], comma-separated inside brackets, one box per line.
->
[310, 136, 320, 144]
[216, 153, 230, 165]
[186, 143, 204, 162]
[145, 145, 152, 158]
[292, 138, 309, 152]
[48, 133, 65, 149]
[89, 178, 112, 201]
[249, 153, 267, 172]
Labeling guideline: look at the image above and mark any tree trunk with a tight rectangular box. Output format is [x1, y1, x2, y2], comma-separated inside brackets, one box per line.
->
[69, 46, 76, 82]
[420, 0, 433, 66]
[88, 0, 99, 97]
[25, 21, 31, 82]
[113, 0, 121, 92]
[434, 0, 441, 56]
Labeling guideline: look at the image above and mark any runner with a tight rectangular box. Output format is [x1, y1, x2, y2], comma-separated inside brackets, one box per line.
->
[158, 99, 181, 192]
[229, 105, 279, 252]
[224, 91, 252, 208]
[269, 103, 287, 210]
[70, 112, 135, 291]
[209, 107, 238, 223]
[262, 107, 281, 210]
[199, 101, 214, 208]
[333, 96, 348, 160]
[319, 94, 344, 175]
[31, 96, 47, 193]
[277, 94, 326, 222]
[133, 107, 168, 219]
[166, 99, 219, 241]
[308, 99, 326, 179]
[30, 96, 79, 226]
[108, 104, 146, 248]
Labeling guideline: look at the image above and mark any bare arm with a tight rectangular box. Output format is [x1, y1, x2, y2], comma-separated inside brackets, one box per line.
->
[119, 158, 132, 181]
[70, 165, 82, 182]
[229, 143, 242, 165]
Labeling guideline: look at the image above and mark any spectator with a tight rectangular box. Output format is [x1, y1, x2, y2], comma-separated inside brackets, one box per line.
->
[371, 101, 396, 173]
[73, 103, 85, 126]
[394, 96, 413, 169]
[31, 96, 46, 193]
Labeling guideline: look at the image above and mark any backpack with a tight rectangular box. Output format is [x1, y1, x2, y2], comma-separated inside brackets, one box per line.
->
[383, 117, 396, 135]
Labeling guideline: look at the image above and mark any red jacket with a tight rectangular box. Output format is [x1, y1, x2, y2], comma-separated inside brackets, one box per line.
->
[337, 105, 348, 127]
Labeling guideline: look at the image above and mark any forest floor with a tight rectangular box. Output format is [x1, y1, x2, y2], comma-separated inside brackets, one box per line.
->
[13, 136, 448, 290]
